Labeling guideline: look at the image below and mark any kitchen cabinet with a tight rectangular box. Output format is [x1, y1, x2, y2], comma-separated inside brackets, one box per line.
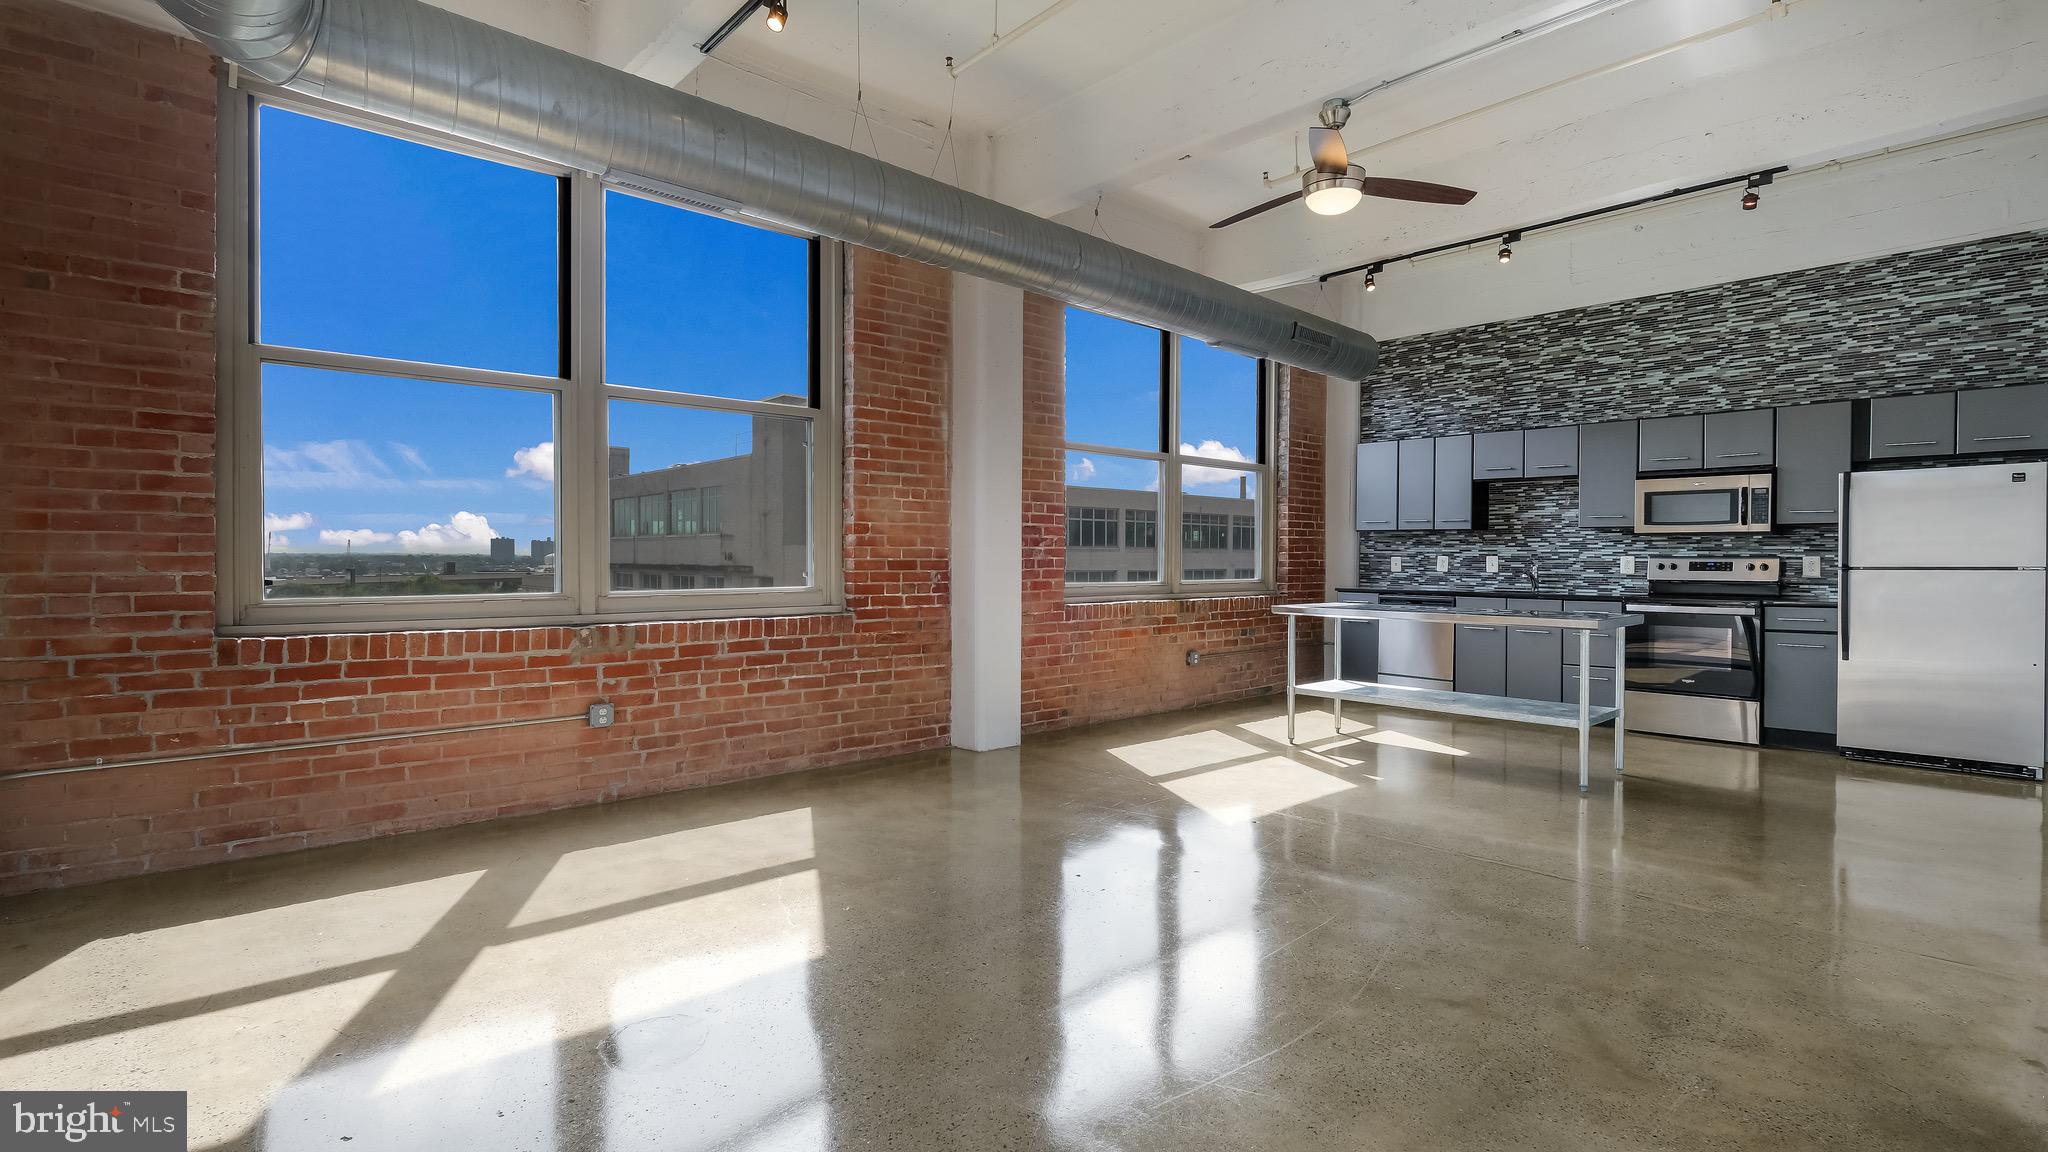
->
[1505, 598, 1563, 702]
[1858, 392, 1956, 460]
[1562, 667, 1619, 708]
[1764, 630, 1838, 734]
[1638, 415, 1705, 472]
[1523, 425, 1578, 478]
[1956, 384, 2048, 455]
[1453, 597, 1507, 697]
[1705, 408, 1774, 467]
[1472, 430, 1523, 480]
[1568, 600, 1624, 668]
[1397, 439, 1435, 531]
[1764, 605, 1838, 633]
[1355, 440, 1399, 531]
[1578, 420, 1638, 528]
[1434, 434, 1476, 529]
[1773, 402, 1851, 525]
[1335, 592, 1378, 681]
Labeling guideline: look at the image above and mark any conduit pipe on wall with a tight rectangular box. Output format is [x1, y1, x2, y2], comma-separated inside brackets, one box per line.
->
[155, 0, 1379, 378]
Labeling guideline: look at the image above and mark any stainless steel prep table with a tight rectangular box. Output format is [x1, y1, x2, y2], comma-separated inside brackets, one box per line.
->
[1274, 602, 1643, 791]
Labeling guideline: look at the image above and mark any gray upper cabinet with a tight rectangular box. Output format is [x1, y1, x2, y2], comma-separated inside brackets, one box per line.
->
[1472, 430, 1523, 480]
[1524, 426, 1578, 478]
[1705, 408, 1774, 467]
[1956, 384, 2048, 455]
[1859, 392, 1956, 460]
[1578, 420, 1638, 528]
[1434, 434, 1475, 529]
[1397, 438, 1435, 530]
[1355, 440, 1399, 531]
[1774, 402, 1850, 525]
[1638, 415, 1704, 472]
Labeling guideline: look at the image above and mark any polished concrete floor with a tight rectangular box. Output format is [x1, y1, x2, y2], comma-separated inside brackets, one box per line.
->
[3, 697, 2045, 1150]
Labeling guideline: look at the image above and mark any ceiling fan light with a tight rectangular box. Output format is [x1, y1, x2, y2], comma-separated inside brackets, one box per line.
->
[1304, 185, 1362, 216]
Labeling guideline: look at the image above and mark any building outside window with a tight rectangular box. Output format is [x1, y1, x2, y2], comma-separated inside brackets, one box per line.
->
[1061, 307, 1268, 595]
[223, 90, 841, 629]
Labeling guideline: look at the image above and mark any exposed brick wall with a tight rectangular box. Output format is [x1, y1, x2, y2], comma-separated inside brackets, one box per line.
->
[0, 0, 951, 893]
[1019, 292, 1325, 733]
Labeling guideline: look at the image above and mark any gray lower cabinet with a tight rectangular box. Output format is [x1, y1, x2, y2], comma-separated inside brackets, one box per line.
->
[1956, 383, 2048, 455]
[1434, 434, 1475, 529]
[1472, 430, 1523, 479]
[1571, 600, 1624, 668]
[1453, 597, 1507, 697]
[1505, 598, 1562, 702]
[1764, 630, 1838, 734]
[1562, 667, 1619, 708]
[1336, 592, 1378, 681]
[1638, 414, 1704, 472]
[1774, 402, 1850, 525]
[1397, 438, 1435, 530]
[1355, 440, 1399, 531]
[1859, 392, 1956, 460]
[1705, 408, 1774, 467]
[1578, 420, 1638, 528]
[1523, 425, 1577, 478]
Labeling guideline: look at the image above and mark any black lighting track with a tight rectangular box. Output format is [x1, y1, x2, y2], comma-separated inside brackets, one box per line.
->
[699, 0, 766, 54]
[1317, 165, 1790, 284]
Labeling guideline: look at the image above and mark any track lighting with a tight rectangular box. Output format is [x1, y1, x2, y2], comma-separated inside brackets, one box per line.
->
[1363, 263, 1380, 292]
[1497, 233, 1519, 264]
[765, 0, 788, 31]
[1741, 171, 1770, 211]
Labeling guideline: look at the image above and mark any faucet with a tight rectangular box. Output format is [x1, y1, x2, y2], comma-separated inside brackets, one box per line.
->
[1525, 559, 1542, 592]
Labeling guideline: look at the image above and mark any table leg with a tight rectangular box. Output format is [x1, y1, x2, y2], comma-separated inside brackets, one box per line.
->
[1332, 618, 1343, 734]
[1614, 624, 1627, 776]
[1577, 629, 1591, 793]
[1286, 615, 1297, 745]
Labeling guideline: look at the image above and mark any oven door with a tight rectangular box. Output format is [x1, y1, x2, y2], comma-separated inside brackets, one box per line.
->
[1622, 607, 1761, 701]
[1634, 473, 1772, 534]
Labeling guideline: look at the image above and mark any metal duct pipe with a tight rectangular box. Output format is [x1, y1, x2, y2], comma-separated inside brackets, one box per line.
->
[156, 0, 1377, 378]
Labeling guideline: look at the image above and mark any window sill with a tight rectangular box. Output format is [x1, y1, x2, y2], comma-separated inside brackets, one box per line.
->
[216, 603, 852, 638]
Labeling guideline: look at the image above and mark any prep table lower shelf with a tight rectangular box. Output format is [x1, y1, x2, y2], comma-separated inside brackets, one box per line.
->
[1292, 678, 1622, 730]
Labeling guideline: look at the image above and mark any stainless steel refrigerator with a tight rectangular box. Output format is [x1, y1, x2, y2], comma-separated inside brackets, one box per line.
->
[1838, 461, 2047, 776]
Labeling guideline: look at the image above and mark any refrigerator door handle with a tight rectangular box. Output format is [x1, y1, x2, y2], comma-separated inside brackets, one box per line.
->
[1838, 471, 1850, 661]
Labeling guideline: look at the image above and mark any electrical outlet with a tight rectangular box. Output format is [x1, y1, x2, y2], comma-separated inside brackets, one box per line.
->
[1390, 556, 1403, 573]
[1619, 555, 1636, 575]
[587, 701, 615, 729]
[1435, 555, 1450, 573]
[1485, 555, 1500, 574]
[1803, 555, 1822, 578]
[1186, 649, 1201, 667]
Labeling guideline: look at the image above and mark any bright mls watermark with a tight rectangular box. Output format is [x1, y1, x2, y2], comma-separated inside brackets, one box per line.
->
[3, 1093, 184, 1149]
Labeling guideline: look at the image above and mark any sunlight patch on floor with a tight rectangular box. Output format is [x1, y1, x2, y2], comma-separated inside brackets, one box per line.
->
[1358, 729, 1470, 756]
[1233, 710, 1371, 746]
[1106, 730, 1266, 776]
[1161, 757, 1355, 823]
[511, 807, 815, 928]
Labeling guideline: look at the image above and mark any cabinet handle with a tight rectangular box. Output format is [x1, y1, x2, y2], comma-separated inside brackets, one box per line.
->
[1589, 514, 1629, 520]
[1532, 464, 1571, 470]
[1971, 434, 2033, 442]
[1652, 456, 1693, 462]
[1482, 466, 1517, 472]
[1776, 642, 1828, 650]
[1570, 675, 1612, 683]
[1783, 508, 1834, 515]
[1462, 625, 1498, 631]
[1515, 628, 1551, 635]
[1361, 519, 1392, 525]
[1713, 451, 1762, 458]
[1882, 440, 1938, 448]
[1778, 616, 1828, 623]
[1400, 519, 1431, 524]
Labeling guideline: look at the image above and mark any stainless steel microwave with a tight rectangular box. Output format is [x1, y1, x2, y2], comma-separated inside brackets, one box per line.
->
[1633, 472, 1773, 534]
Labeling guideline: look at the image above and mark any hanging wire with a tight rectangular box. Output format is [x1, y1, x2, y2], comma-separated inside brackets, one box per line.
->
[850, 0, 880, 158]
[928, 64, 960, 183]
[1090, 192, 1114, 244]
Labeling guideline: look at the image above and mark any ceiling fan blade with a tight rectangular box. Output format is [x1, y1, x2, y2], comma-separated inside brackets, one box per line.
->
[1358, 177, 1477, 205]
[1307, 126, 1350, 174]
[1209, 190, 1304, 229]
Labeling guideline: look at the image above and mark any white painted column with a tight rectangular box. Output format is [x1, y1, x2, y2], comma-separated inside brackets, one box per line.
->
[950, 271, 1024, 751]
[1322, 370, 1364, 680]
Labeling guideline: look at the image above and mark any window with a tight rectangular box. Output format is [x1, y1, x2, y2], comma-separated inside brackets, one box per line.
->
[220, 91, 841, 630]
[1062, 311, 1268, 595]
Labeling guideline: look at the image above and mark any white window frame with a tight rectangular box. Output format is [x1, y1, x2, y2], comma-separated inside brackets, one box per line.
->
[1062, 313, 1275, 602]
[215, 82, 843, 634]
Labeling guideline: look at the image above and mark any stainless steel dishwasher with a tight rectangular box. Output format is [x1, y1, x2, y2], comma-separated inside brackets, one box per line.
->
[1336, 591, 1456, 690]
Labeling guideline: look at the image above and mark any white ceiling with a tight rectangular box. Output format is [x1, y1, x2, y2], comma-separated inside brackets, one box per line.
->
[88, 0, 2048, 291]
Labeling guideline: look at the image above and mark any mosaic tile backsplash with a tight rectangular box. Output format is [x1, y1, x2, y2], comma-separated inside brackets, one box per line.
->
[1356, 228, 2048, 602]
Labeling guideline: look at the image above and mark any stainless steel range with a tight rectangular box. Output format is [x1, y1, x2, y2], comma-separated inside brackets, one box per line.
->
[1624, 556, 1781, 745]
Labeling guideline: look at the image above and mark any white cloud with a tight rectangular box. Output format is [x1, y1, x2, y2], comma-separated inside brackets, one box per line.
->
[388, 441, 430, 472]
[263, 511, 313, 533]
[319, 528, 395, 547]
[1066, 456, 1097, 484]
[506, 441, 555, 487]
[266, 440, 487, 492]
[398, 511, 498, 553]
[1180, 440, 1255, 493]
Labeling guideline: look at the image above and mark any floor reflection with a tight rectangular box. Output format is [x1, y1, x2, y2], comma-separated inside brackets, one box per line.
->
[0, 698, 2043, 1150]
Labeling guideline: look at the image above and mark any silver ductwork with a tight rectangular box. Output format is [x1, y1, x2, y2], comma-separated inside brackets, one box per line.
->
[156, 0, 1377, 378]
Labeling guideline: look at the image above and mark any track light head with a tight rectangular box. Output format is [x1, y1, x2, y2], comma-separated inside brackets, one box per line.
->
[1363, 264, 1379, 292]
[1497, 232, 1519, 264]
[1740, 171, 1770, 211]
[764, 0, 788, 31]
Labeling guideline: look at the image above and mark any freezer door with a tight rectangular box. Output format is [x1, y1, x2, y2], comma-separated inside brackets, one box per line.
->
[1845, 462, 2047, 569]
[1838, 569, 2046, 768]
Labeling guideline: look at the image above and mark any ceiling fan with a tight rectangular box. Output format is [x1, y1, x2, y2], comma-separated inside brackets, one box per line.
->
[1209, 99, 1477, 229]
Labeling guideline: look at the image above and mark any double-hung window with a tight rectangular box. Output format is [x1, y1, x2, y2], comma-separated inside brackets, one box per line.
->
[219, 88, 840, 631]
[1061, 307, 1271, 597]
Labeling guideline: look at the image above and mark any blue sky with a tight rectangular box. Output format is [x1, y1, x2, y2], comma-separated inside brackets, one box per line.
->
[1062, 307, 1259, 498]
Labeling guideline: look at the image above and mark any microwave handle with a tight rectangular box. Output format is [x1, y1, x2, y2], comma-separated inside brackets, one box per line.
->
[1739, 487, 1750, 526]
